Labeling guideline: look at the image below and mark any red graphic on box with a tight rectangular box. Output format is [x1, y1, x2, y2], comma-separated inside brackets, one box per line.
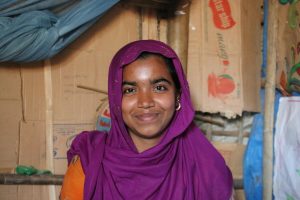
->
[209, 0, 236, 29]
[96, 102, 111, 132]
[208, 73, 235, 98]
[297, 42, 300, 55]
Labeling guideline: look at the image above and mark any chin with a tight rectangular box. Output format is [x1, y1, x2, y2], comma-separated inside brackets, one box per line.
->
[132, 127, 165, 140]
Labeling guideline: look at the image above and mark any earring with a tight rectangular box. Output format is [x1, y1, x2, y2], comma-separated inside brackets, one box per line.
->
[175, 96, 181, 111]
[176, 102, 181, 111]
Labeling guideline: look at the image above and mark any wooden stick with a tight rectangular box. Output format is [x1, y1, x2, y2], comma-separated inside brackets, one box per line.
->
[0, 174, 243, 189]
[167, 0, 190, 73]
[204, 131, 250, 138]
[77, 85, 108, 95]
[0, 174, 63, 185]
[194, 116, 225, 127]
[263, 1, 278, 199]
[44, 59, 57, 200]
[124, 0, 174, 10]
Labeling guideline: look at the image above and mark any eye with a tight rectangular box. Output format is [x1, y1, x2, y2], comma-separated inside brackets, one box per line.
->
[123, 87, 136, 95]
[154, 85, 167, 92]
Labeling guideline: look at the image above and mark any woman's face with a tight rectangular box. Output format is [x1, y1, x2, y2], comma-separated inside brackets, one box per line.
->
[121, 55, 177, 150]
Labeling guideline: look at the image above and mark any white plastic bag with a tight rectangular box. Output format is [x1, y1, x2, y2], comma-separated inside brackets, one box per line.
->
[274, 97, 300, 200]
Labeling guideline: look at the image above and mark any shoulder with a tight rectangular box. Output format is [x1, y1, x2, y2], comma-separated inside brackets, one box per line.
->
[72, 130, 107, 146]
[185, 125, 233, 199]
[69, 130, 107, 153]
[67, 130, 107, 172]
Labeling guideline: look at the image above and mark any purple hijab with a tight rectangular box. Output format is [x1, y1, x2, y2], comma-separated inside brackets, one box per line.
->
[68, 40, 233, 199]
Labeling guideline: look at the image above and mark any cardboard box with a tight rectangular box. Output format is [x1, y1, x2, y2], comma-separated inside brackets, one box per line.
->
[187, 0, 262, 118]
[53, 123, 95, 175]
[0, 66, 22, 168]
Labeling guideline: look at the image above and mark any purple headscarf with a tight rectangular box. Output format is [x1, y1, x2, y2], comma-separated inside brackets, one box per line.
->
[68, 40, 233, 199]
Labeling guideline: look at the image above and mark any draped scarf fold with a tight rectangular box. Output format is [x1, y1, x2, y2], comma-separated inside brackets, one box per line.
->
[68, 40, 233, 200]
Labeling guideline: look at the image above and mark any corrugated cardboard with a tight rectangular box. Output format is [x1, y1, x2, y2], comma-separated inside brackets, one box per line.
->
[49, 5, 139, 177]
[50, 4, 139, 123]
[0, 4, 140, 200]
[53, 123, 95, 174]
[17, 185, 49, 200]
[0, 2, 258, 199]
[21, 62, 46, 121]
[18, 121, 50, 200]
[0, 185, 18, 200]
[0, 65, 21, 200]
[0, 66, 22, 168]
[213, 142, 245, 200]
[19, 121, 47, 167]
[187, 0, 262, 118]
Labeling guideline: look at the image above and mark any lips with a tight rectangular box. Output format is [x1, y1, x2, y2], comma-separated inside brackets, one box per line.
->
[134, 112, 160, 123]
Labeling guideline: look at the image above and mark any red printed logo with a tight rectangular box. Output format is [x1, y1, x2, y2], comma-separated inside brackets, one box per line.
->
[208, 73, 235, 99]
[209, 0, 236, 29]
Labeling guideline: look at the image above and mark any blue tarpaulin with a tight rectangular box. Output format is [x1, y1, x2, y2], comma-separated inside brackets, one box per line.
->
[243, 89, 281, 200]
[0, 0, 119, 62]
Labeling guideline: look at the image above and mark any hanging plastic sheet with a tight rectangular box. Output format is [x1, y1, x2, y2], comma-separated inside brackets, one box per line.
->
[243, 89, 281, 200]
[0, 0, 119, 62]
[273, 96, 300, 200]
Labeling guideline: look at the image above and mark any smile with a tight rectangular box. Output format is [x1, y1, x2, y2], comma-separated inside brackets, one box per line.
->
[134, 113, 160, 123]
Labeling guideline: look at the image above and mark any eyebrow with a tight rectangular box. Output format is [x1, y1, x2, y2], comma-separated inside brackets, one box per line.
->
[122, 81, 136, 86]
[151, 78, 172, 85]
[122, 77, 172, 86]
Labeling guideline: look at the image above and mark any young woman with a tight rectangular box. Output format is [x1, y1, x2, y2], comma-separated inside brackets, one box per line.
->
[60, 40, 233, 200]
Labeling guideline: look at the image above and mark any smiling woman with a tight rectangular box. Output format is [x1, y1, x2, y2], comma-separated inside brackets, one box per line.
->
[121, 54, 178, 152]
[60, 40, 233, 200]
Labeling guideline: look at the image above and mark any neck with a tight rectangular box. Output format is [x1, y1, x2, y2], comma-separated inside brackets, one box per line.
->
[130, 134, 161, 153]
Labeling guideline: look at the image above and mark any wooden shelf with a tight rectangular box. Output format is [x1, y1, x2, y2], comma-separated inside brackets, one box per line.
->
[124, 0, 178, 10]
[0, 174, 243, 189]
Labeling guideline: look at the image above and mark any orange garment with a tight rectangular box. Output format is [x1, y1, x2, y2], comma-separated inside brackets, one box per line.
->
[60, 156, 85, 200]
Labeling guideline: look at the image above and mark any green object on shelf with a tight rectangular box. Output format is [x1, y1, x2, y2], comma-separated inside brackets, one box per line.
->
[15, 165, 52, 176]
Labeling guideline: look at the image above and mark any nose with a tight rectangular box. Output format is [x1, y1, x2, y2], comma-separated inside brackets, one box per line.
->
[137, 90, 155, 109]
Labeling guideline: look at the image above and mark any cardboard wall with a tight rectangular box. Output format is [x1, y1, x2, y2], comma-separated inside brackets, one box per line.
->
[0, 3, 138, 200]
[0, 3, 169, 199]
[0, 1, 262, 200]
[187, 0, 262, 118]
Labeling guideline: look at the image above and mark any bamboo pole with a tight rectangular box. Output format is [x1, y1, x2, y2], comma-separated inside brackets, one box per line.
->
[167, 0, 190, 74]
[0, 174, 63, 185]
[44, 60, 56, 200]
[77, 84, 108, 95]
[0, 174, 243, 189]
[263, 0, 278, 199]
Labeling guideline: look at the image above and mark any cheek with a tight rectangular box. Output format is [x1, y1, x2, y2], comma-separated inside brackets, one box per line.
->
[121, 98, 135, 117]
[156, 94, 176, 112]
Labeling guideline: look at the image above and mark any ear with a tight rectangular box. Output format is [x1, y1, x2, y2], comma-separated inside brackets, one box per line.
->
[175, 95, 181, 111]
[176, 90, 182, 100]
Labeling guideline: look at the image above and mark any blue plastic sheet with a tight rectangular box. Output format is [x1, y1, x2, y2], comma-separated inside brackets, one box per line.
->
[243, 0, 269, 198]
[243, 89, 281, 200]
[0, 0, 119, 62]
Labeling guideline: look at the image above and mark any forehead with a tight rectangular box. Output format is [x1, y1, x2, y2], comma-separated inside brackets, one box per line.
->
[123, 56, 172, 80]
